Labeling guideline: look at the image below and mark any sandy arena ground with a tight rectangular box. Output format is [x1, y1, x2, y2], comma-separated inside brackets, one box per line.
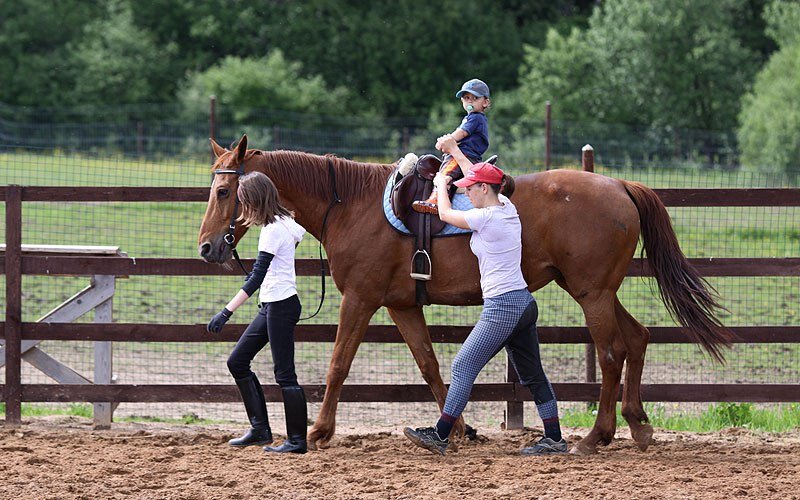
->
[1, 417, 799, 499]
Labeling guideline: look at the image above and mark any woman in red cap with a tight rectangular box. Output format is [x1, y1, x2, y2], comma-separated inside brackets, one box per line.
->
[403, 135, 567, 456]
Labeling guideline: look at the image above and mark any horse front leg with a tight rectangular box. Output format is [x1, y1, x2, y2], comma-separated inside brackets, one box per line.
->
[615, 298, 654, 451]
[386, 306, 466, 439]
[307, 293, 378, 450]
[571, 293, 626, 455]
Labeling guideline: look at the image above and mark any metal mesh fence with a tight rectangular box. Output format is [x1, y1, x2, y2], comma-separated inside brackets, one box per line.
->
[1, 103, 798, 429]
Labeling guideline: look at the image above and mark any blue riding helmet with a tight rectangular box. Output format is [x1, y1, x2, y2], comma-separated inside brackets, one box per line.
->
[456, 79, 490, 99]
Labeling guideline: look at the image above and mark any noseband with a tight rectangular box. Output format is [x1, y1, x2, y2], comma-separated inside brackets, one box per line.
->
[213, 162, 248, 275]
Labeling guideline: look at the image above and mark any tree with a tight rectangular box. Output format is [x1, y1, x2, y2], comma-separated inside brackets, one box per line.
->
[0, 0, 101, 107]
[178, 50, 352, 123]
[518, 0, 760, 130]
[66, 1, 178, 105]
[738, 0, 800, 176]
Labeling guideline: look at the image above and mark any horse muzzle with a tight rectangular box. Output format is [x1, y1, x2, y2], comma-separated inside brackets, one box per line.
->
[198, 236, 232, 264]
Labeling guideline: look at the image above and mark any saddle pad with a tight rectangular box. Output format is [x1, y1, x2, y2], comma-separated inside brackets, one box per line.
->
[383, 171, 473, 236]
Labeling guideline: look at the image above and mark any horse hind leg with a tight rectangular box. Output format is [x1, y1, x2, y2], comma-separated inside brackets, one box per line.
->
[386, 306, 467, 439]
[616, 298, 654, 451]
[307, 294, 378, 450]
[571, 291, 627, 455]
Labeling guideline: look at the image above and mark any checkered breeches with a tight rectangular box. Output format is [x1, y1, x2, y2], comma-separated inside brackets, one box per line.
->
[443, 289, 534, 419]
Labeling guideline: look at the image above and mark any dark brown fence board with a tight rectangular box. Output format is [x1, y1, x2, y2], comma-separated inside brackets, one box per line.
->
[9, 186, 800, 206]
[19, 187, 209, 202]
[655, 188, 800, 206]
[8, 256, 799, 277]
[13, 323, 800, 344]
[16, 256, 330, 276]
[626, 258, 800, 277]
[10, 383, 799, 403]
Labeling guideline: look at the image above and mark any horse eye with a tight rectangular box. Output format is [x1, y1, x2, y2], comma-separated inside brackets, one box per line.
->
[217, 188, 229, 198]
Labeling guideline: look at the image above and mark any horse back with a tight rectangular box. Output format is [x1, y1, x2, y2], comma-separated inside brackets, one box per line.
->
[512, 169, 642, 289]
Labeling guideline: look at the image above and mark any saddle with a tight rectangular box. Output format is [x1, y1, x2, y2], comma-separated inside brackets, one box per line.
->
[390, 154, 447, 236]
[389, 154, 500, 305]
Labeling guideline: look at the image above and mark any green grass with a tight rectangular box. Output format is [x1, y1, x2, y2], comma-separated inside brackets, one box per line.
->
[0, 403, 230, 425]
[561, 402, 800, 433]
[4, 401, 799, 433]
[0, 402, 94, 419]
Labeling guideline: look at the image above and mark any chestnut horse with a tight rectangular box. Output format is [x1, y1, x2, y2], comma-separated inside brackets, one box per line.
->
[198, 135, 733, 454]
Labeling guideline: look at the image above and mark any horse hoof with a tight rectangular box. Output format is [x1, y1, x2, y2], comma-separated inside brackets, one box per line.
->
[569, 441, 597, 456]
[632, 424, 654, 452]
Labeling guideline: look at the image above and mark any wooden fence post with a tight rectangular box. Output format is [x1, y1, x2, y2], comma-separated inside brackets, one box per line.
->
[582, 144, 594, 172]
[4, 185, 22, 427]
[545, 101, 552, 170]
[209, 95, 216, 164]
[93, 275, 115, 429]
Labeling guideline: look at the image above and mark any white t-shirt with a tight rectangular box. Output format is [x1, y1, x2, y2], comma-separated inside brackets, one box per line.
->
[257, 216, 306, 303]
[462, 194, 528, 298]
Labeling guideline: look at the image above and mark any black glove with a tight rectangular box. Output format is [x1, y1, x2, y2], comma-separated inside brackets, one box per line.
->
[207, 307, 233, 333]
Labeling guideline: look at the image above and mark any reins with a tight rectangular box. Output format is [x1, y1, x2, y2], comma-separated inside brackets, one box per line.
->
[212, 156, 341, 322]
[300, 157, 341, 321]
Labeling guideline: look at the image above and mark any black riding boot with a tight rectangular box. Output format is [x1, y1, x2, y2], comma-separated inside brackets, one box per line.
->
[229, 374, 273, 447]
[264, 386, 307, 454]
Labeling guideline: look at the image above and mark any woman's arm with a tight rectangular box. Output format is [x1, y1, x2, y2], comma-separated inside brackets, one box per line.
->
[433, 173, 470, 229]
[228, 251, 274, 312]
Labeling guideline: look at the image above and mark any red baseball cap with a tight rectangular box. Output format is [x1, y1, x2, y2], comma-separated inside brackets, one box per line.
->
[454, 162, 504, 188]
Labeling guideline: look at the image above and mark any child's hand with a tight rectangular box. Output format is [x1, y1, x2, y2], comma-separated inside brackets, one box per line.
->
[436, 134, 456, 153]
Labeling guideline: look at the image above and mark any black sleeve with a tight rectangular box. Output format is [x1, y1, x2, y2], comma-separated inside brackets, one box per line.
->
[241, 251, 274, 297]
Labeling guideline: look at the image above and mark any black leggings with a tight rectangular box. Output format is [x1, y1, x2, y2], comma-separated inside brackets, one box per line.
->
[226, 294, 302, 386]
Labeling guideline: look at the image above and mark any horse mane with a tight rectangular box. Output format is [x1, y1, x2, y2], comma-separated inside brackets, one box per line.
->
[254, 150, 393, 201]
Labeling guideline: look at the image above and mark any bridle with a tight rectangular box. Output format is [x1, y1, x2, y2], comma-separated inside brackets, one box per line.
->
[213, 162, 249, 275]
[211, 156, 341, 321]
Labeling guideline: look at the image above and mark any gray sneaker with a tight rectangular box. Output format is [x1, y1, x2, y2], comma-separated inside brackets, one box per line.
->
[520, 437, 568, 455]
[403, 426, 449, 456]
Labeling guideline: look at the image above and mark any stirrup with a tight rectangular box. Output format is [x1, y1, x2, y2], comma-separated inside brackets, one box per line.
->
[410, 249, 432, 281]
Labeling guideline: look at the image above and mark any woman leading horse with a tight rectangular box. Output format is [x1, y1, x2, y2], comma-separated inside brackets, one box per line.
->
[198, 134, 734, 454]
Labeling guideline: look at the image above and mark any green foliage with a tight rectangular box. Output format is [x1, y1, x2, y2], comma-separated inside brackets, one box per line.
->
[738, 1, 800, 177]
[267, 0, 526, 117]
[519, 0, 760, 130]
[518, 28, 598, 122]
[708, 402, 754, 427]
[763, 0, 800, 48]
[0, 0, 100, 106]
[179, 51, 352, 124]
[66, 0, 179, 105]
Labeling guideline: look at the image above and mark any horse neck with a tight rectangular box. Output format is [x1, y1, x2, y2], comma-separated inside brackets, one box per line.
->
[251, 151, 392, 241]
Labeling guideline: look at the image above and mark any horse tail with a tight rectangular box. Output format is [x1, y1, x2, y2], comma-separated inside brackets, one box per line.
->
[622, 180, 736, 363]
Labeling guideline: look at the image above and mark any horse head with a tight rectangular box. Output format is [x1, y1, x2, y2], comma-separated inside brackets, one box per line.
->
[197, 134, 258, 263]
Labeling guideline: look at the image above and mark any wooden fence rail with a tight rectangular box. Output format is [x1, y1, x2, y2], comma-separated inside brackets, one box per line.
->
[2, 184, 800, 428]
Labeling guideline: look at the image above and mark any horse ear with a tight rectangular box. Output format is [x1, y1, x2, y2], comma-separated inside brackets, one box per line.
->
[210, 138, 227, 159]
[235, 134, 248, 163]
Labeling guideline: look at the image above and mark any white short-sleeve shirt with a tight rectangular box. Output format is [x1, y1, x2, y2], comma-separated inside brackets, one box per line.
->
[462, 194, 528, 298]
[257, 216, 306, 303]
